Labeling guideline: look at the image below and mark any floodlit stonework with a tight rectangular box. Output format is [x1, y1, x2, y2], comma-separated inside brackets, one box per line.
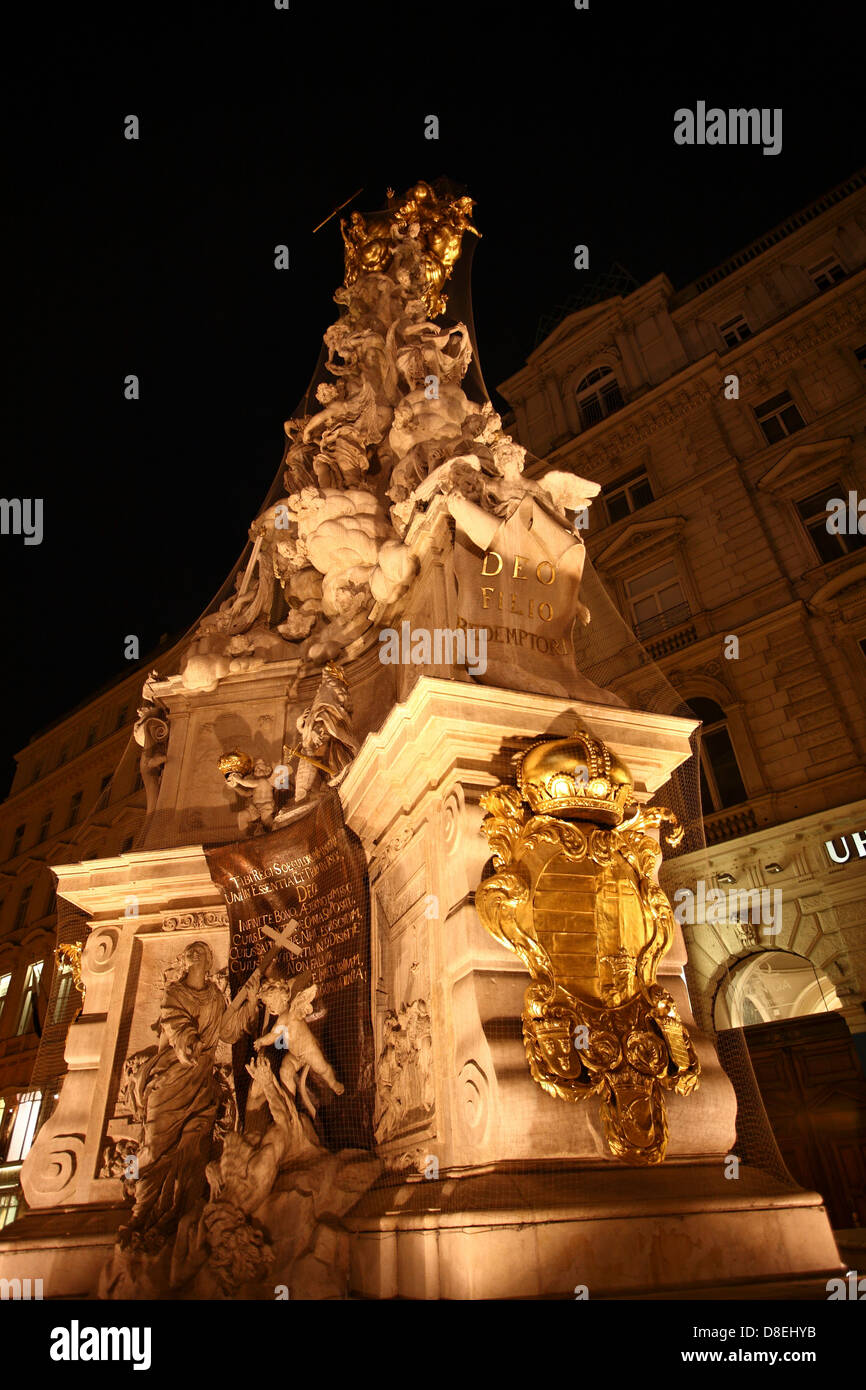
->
[0, 174, 860, 1298]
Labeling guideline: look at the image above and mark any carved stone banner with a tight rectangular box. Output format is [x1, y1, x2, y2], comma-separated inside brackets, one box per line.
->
[452, 498, 602, 699]
[205, 791, 374, 1150]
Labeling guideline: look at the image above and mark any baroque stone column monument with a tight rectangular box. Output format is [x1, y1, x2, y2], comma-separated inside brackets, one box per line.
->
[3, 180, 842, 1300]
[338, 682, 840, 1298]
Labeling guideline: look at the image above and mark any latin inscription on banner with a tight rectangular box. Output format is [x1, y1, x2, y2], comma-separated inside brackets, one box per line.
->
[221, 837, 363, 995]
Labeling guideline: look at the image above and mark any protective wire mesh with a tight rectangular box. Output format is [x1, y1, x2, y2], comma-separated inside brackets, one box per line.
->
[571, 554, 801, 1192]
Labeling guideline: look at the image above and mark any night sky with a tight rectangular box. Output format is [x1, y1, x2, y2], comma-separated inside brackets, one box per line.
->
[1, 1, 862, 792]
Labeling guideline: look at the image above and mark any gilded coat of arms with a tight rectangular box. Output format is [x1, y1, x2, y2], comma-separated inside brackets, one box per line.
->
[475, 727, 700, 1164]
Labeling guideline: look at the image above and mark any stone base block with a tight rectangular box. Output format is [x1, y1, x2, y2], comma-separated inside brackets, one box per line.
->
[0, 1206, 124, 1299]
[345, 1162, 845, 1300]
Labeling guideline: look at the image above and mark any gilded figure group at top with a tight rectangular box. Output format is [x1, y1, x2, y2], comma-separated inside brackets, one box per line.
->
[341, 181, 479, 318]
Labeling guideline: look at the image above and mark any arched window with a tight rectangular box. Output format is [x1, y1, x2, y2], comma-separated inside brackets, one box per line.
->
[575, 366, 625, 429]
[715, 951, 841, 1030]
[686, 697, 747, 811]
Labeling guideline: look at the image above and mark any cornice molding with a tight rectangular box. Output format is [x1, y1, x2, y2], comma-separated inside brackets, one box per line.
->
[756, 436, 853, 493]
[807, 559, 866, 615]
[593, 516, 687, 570]
[735, 286, 866, 392]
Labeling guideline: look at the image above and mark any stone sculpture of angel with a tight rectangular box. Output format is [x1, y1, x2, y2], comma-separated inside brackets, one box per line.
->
[254, 980, 344, 1120]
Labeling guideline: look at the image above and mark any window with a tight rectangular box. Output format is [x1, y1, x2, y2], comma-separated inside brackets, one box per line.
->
[29, 761, 42, 785]
[116, 704, 130, 731]
[13, 885, 32, 932]
[121, 836, 134, 853]
[38, 808, 52, 843]
[57, 744, 69, 767]
[686, 697, 747, 812]
[4, 1090, 44, 1162]
[10, 823, 25, 857]
[753, 391, 806, 445]
[718, 314, 752, 348]
[53, 967, 74, 1022]
[0, 1096, 12, 1158]
[0, 972, 11, 1025]
[576, 366, 626, 430]
[605, 469, 655, 524]
[854, 345, 866, 370]
[66, 791, 83, 829]
[16, 961, 44, 1036]
[0, 1193, 19, 1229]
[625, 562, 690, 639]
[808, 255, 846, 292]
[85, 725, 97, 749]
[795, 485, 866, 564]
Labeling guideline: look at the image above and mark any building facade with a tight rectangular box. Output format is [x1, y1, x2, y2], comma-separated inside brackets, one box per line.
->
[0, 639, 180, 1226]
[498, 170, 866, 1220]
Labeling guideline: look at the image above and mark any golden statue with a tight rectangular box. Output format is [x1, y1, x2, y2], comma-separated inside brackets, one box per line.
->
[340, 181, 479, 318]
[475, 726, 700, 1164]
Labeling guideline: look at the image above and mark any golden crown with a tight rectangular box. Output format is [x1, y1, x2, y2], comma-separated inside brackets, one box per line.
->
[218, 750, 254, 777]
[514, 726, 635, 826]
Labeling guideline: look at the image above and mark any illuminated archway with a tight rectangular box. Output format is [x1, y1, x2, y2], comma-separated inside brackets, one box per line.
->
[714, 949, 842, 1030]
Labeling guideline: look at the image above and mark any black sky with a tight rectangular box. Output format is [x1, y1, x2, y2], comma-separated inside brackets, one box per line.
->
[1, 1, 863, 792]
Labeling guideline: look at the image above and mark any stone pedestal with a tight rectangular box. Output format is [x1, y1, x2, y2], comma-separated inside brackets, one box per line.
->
[0, 676, 844, 1299]
[346, 1167, 841, 1300]
[337, 677, 844, 1297]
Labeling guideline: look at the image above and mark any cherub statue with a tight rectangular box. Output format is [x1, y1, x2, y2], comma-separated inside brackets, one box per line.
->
[219, 754, 287, 836]
[254, 980, 344, 1118]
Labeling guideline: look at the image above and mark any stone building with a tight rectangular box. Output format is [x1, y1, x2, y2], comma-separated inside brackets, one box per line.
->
[499, 169, 866, 1226]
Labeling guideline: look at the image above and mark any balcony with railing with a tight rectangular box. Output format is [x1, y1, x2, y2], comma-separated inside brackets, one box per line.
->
[578, 378, 626, 431]
[634, 602, 700, 658]
[703, 804, 759, 845]
[634, 601, 693, 641]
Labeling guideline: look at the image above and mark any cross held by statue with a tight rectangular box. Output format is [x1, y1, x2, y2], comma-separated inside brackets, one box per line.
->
[261, 918, 303, 956]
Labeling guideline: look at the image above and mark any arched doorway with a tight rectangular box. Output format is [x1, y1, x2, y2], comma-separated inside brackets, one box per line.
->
[714, 950, 842, 1030]
[717, 951, 866, 1229]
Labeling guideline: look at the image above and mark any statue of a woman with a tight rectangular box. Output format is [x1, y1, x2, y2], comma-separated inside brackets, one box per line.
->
[289, 662, 359, 803]
[119, 941, 226, 1250]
